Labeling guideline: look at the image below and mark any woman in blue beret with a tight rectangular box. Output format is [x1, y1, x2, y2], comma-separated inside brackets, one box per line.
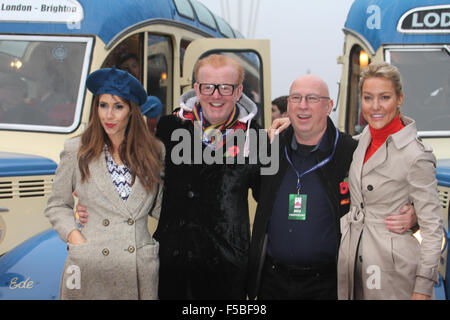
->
[45, 68, 164, 299]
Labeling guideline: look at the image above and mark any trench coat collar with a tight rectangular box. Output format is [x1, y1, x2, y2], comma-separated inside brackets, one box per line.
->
[358, 115, 417, 176]
[89, 150, 148, 218]
[389, 115, 416, 150]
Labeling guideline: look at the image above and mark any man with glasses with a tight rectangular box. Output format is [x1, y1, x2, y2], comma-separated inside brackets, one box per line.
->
[248, 74, 416, 300]
[152, 54, 264, 299]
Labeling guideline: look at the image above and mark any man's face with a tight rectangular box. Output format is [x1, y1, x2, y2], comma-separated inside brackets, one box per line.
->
[194, 64, 243, 125]
[271, 104, 281, 123]
[287, 75, 332, 145]
[119, 57, 140, 80]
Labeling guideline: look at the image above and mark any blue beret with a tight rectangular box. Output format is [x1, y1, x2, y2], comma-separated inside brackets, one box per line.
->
[141, 96, 162, 118]
[86, 68, 147, 106]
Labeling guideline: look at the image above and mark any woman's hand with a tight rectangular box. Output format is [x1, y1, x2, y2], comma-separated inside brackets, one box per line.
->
[67, 229, 87, 245]
[411, 292, 430, 300]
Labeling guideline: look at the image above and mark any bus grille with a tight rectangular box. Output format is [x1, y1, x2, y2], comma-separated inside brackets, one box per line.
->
[0, 177, 53, 199]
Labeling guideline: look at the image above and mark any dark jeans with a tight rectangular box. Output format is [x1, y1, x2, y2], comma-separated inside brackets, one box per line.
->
[257, 255, 337, 300]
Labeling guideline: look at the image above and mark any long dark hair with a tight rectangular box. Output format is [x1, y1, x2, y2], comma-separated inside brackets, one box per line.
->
[78, 95, 163, 193]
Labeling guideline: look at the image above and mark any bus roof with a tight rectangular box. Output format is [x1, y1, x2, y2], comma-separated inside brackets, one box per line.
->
[344, 0, 450, 53]
[0, 0, 238, 46]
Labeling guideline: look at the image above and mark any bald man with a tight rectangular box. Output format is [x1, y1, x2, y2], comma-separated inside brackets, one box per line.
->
[248, 75, 416, 300]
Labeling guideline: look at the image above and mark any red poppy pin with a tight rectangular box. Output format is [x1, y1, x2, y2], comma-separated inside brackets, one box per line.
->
[340, 181, 349, 194]
[225, 145, 240, 157]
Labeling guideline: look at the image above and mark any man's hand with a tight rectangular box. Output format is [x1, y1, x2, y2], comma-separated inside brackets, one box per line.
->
[384, 204, 417, 234]
[77, 203, 88, 227]
[267, 117, 290, 143]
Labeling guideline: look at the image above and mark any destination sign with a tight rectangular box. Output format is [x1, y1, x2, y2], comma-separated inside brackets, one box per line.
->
[0, 0, 83, 25]
[398, 5, 450, 33]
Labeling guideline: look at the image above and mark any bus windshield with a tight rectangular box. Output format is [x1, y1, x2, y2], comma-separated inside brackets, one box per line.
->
[0, 36, 92, 132]
[387, 47, 450, 135]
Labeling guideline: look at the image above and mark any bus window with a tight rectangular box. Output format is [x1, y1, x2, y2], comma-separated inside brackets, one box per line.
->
[387, 48, 450, 134]
[102, 34, 143, 82]
[147, 34, 173, 116]
[346, 45, 370, 135]
[0, 37, 89, 131]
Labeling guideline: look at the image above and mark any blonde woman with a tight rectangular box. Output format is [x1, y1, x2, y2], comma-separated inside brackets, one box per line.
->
[338, 62, 442, 300]
[45, 68, 164, 299]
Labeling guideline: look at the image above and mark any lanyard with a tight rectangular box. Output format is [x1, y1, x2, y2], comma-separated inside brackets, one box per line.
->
[284, 127, 339, 194]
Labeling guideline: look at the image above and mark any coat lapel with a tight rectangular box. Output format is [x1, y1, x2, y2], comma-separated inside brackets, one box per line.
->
[361, 134, 388, 177]
[351, 129, 370, 193]
[125, 176, 152, 218]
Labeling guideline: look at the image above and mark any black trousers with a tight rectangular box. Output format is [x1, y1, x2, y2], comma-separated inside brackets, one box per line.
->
[257, 255, 337, 300]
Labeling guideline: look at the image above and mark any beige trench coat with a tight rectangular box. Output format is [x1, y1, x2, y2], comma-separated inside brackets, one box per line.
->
[338, 116, 442, 299]
[45, 137, 164, 299]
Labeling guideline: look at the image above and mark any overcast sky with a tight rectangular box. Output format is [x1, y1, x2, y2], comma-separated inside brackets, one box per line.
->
[197, 0, 355, 102]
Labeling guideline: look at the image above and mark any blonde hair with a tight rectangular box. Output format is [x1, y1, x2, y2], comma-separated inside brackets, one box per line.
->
[359, 62, 404, 97]
[194, 54, 245, 84]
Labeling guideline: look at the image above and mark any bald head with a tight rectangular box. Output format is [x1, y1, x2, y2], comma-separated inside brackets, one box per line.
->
[290, 74, 330, 97]
[287, 74, 333, 145]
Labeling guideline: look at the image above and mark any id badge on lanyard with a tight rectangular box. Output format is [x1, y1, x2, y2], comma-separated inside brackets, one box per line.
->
[285, 127, 339, 221]
[288, 194, 307, 220]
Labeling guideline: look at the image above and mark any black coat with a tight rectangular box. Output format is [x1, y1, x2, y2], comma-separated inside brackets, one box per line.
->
[155, 114, 264, 299]
[247, 118, 357, 299]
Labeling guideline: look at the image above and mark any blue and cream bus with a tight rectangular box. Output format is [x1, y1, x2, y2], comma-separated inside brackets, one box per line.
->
[0, 0, 271, 299]
[335, 0, 450, 299]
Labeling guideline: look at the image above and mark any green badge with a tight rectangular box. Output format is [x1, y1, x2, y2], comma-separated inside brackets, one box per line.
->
[288, 194, 307, 220]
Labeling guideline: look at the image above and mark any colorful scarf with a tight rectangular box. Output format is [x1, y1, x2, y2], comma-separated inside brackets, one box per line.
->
[182, 102, 247, 149]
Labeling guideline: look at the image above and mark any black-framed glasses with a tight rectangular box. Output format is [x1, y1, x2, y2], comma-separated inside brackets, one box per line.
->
[198, 83, 238, 96]
[288, 94, 330, 104]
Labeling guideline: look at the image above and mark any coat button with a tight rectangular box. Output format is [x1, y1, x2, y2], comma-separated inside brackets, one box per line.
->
[102, 248, 109, 256]
[367, 185, 373, 191]
[102, 219, 110, 226]
[187, 191, 194, 198]
[128, 246, 135, 253]
[127, 218, 134, 225]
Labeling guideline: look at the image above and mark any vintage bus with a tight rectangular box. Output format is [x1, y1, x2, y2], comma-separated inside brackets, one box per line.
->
[335, 0, 450, 299]
[0, 0, 271, 299]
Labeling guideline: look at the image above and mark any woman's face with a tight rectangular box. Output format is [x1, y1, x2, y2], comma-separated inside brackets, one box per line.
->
[97, 94, 131, 144]
[361, 77, 404, 130]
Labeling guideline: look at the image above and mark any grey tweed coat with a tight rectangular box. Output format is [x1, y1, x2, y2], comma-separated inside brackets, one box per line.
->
[45, 137, 164, 300]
